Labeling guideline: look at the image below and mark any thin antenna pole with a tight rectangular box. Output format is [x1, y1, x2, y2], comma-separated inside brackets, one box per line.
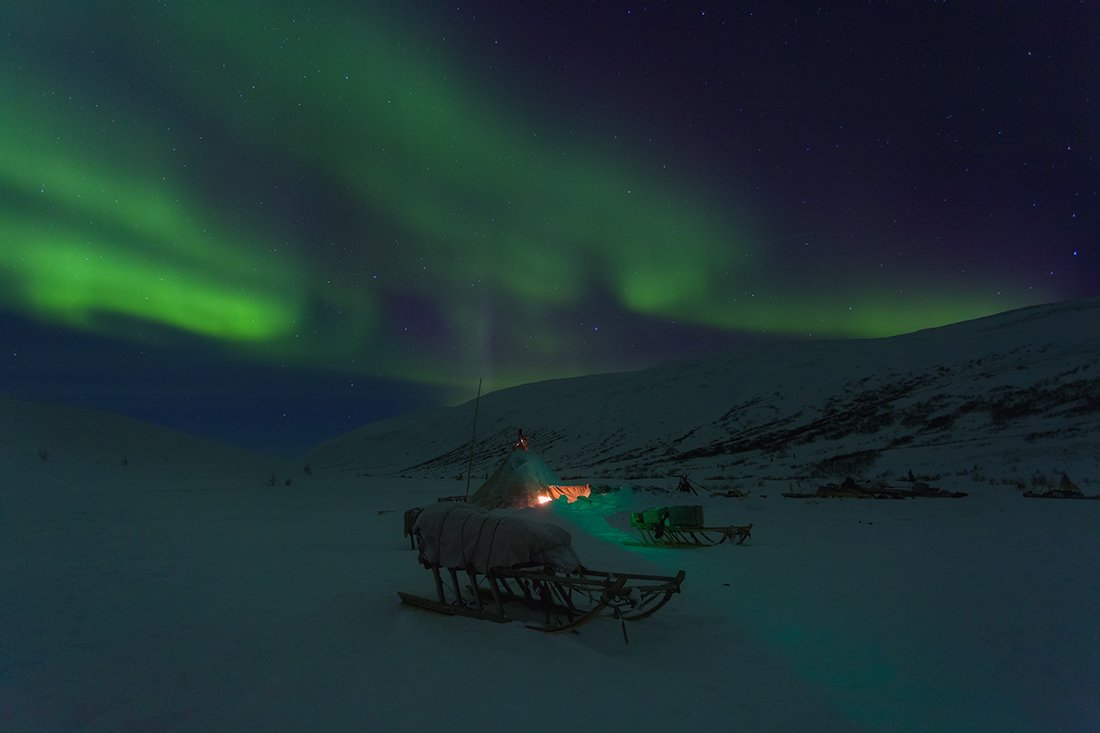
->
[464, 378, 483, 499]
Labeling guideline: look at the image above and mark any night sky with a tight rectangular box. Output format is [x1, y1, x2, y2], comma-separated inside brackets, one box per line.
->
[2, 2, 1097, 455]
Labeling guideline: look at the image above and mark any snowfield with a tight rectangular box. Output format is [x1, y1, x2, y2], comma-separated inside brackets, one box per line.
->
[4, 454, 1098, 732]
[4, 298, 1099, 731]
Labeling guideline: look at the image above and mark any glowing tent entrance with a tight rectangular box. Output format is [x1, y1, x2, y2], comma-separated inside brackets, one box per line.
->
[468, 450, 590, 509]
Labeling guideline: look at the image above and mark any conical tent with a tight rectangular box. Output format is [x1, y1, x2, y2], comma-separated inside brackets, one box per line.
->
[468, 449, 590, 509]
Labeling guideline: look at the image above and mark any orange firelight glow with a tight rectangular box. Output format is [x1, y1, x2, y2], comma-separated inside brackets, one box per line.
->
[534, 485, 592, 506]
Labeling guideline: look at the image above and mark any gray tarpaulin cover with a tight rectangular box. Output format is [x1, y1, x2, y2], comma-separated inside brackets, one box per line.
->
[413, 502, 581, 574]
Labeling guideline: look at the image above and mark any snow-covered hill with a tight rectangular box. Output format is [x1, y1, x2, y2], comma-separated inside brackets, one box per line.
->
[0, 395, 278, 490]
[307, 297, 1100, 490]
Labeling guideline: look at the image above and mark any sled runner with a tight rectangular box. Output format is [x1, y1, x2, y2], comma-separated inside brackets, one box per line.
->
[630, 505, 752, 547]
[400, 503, 685, 634]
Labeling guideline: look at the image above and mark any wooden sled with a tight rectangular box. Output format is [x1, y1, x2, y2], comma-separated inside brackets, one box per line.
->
[399, 564, 685, 635]
[401, 502, 684, 636]
[630, 505, 752, 547]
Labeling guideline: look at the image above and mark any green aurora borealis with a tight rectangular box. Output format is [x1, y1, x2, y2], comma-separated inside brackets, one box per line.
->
[2, 2, 1095, 448]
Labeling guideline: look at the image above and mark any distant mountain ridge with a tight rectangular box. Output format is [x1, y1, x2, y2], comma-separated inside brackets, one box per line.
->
[306, 297, 1100, 487]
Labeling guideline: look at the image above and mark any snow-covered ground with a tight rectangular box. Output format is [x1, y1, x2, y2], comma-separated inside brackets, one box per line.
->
[4, 441, 1098, 731]
[4, 298, 1099, 731]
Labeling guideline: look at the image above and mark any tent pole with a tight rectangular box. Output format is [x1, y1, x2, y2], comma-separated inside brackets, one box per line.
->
[464, 378, 483, 500]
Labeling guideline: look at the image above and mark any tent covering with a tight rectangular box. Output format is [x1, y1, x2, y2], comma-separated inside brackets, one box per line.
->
[412, 502, 581, 574]
[468, 450, 590, 509]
